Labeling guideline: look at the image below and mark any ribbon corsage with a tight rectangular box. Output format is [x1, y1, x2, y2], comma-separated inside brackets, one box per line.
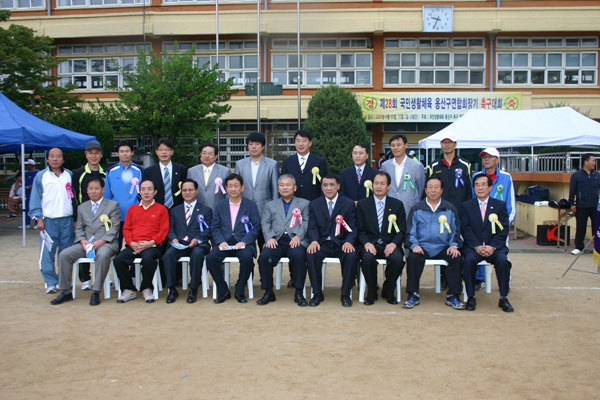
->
[364, 180, 372, 197]
[65, 182, 75, 199]
[489, 213, 504, 234]
[455, 169, 464, 188]
[214, 177, 226, 195]
[311, 167, 321, 185]
[197, 214, 210, 233]
[439, 215, 451, 234]
[129, 177, 139, 195]
[290, 208, 302, 227]
[495, 184, 504, 201]
[402, 173, 416, 191]
[335, 215, 353, 236]
[99, 214, 112, 231]
[387, 214, 400, 234]
[174, 181, 182, 197]
[240, 215, 254, 234]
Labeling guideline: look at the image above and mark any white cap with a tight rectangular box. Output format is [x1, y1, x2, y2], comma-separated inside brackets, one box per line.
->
[25, 159, 35, 165]
[440, 131, 456, 142]
[408, 150, 415, 156]
[480, 147, 500, 158]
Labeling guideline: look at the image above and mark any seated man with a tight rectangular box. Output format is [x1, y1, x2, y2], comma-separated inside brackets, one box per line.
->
[256, 174, 310, 306]
[403, 176, 465, 310]
[113, 180, 169, 304]
[306, 174, 358, 307]
[357, 171, 406, 305]
[163, 179, 213, 304]
[461, 174, 513, 312]
[6, 173, 22, 218]
[206, 174, 260, 304]
[50, 177, 121, 306]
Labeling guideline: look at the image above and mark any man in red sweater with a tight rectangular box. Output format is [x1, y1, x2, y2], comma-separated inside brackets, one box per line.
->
[113, 179, 169, 303]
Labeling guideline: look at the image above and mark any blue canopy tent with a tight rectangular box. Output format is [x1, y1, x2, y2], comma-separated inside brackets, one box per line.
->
[0, 92, 96, 246]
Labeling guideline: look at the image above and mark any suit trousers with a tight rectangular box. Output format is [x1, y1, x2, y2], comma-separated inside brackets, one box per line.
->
[163, 245, 209, 289]
[575, 207, 596, 250]
[306, 241, 358, 297]
[258, 235, 307, 292]
[406, 247, 462, 296]
[463, 248, 511, 298]
[206, 246, 255, 297]
[360, 243, 405, 300]
[58, 242, 117, 292]
[113, 245, 162, 292]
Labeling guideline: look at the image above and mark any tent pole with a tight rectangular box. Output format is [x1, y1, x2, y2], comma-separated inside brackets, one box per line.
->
[21, 144, 26, 247]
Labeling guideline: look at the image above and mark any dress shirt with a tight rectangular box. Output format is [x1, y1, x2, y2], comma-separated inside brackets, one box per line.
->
[251, 158, 261, 186]
[325, 194, 339, 240]
[393, 156, 407, 188]
[297, 152, 311, 171]
[425, 198, 441, 212]
[203, 164, 214, 179]
[355, 164, 365, 182]
[161, 162, 173, 182]
[229, 200, 241, 230]
[282, 197, 292, 217]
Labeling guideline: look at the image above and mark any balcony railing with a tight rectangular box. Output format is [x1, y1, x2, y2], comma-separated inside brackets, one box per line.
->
[500, 151, 600, 173]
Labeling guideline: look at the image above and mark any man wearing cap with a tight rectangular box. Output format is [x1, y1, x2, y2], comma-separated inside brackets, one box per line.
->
[569, 153, 600, 255]
[339, 143, 377, 205]
[408, 150, 418, 161]
[23, 159, 39, 228]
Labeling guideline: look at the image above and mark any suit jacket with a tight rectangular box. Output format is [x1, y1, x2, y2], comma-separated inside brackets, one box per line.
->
[234, 156, 279, 218]
[356, 195, 406, 249]
[460, 197, 509, 252]
[75, 197, 121, 253]
[339, 164, 377, 202]
[281, 153, 327, 201]
[211, 197, 261, 257]
[187, 163, 231, 209]
[166, 201, 213, 252]
[308, 194, 357, 246]
[143, 162, 188, 208]
[381, 156, 426, 216]
[261, 196, 310, 248]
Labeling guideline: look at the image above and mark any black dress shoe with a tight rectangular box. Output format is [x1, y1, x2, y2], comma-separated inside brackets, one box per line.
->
[50, 291, 73, 305]
[235, 293, 248, 303]
[309, 293, 323, 307]
[364, 298, 375, 306]
[256, 291, 276, 305]
[187, 289, 198, 304]
[287, 279, 294, 288]
[294, 292, 308, 307]
[386, 297, 398, 305]
[89, 291, 100, 306]
[498, 298, 514, 312]
[214, 291, 231, 304]
[466, 296, 477, 311]
[166, 287, 179, 304]
[341, 295, 352, 307]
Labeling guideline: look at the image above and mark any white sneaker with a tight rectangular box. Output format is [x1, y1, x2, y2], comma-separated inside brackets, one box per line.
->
[45, 285, 57, 294]
[571, 249, 581, 255]
[81, 280, 92, 291]
[17, 225, 31, 229]
[117, 289, 137, 303]
[142, 288, 155, 303]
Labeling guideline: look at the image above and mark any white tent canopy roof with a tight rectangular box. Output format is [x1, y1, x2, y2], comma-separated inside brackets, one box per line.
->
[418, 107, 600, 149]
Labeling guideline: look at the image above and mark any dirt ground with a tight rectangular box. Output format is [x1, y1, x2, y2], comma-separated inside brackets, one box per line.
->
[0, 227, 599, 399]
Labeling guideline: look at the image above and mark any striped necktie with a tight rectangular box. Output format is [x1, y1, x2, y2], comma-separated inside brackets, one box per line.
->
[164, 167, 173, 208]
[185, 204, 192, 225]
[92, 202, 98, 217]
[357, 167, 362, 184]
[300, 157, 306, 172]
[377, 200, 384, 232]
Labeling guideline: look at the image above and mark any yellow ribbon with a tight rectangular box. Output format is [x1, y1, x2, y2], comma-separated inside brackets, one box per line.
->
[489, 213, 504, 234]
[364, 180, 372, 197]
[311, 167, 321, 185]
[439, 215, 451, 234]
[99, 214, 112, 231]
[387, 214, 400, 234]
[173, 181, 182, 197]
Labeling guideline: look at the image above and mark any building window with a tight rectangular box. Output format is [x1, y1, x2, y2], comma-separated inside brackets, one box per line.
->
[56, 0, 148, 6]
[1, 0, 44, 9]
[163, 0, 256, 2]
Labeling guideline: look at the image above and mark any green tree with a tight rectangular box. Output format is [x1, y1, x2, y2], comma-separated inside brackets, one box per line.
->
[305, 85, 369, 175]
[0, 10, 80, 118]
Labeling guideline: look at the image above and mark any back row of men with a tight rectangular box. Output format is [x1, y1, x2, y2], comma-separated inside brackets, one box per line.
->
[31, 130, 515, 312]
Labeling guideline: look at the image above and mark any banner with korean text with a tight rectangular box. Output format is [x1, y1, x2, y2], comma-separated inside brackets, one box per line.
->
[360, 92, 521, 122]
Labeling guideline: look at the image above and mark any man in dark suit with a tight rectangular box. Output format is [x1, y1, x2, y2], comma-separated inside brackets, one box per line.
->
[461, 174, 514, 312]
[306, 174, 358, 307]
[162, 179, 213, 304]
[340, 143, 377, 205]
[205, 174, 261, 304]
[142, 138, 188, 210]
[356, 171, 406, 305]
[256, 174, 310, 306]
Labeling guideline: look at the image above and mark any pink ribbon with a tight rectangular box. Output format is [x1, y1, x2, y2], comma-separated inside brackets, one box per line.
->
[129, 177, 139, 194]
[214, 177, 226, 194]
[335, 215, 352, 236]
[65, 182, 74, 199]
[290, 208, 302, 227]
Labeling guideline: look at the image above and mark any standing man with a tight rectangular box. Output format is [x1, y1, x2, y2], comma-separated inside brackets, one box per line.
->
[281, 130, 328, 201]
[187, 142, 231, 209]
[461, 174, 514, 312]
[113, 180, 169, 304]
[339, 143, 377, 204]
[162, 179, 212, 304]
[105, 140, 145, 250]
[234, 132, 279, 250]
[29, 147, 76, 294]
[256, 175, 310, 306]
[403, 177, 465, 310]
[356, 171, 406, 305]
[50, 177, 121, 306]
[206, 174, 261, 304]
[569, 153, 600, 255]
[23, 159, 39, 228]
[143, 138, 188, 210]
[306, 174, 358, 307]
[381, 134, 426, 217]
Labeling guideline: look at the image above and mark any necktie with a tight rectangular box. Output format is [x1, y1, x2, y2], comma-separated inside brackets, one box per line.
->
[92, 202, 98, 217]
[377, 200, 384, 232]
[185, 204, 192, 225]
[357, 168, 362, 184]
[480, 201, 487, 222]
[164, 167, 173, 208]
[300, 157, 306, 172]
[328, 200, 334, 217]
[204, 167, 210, 185]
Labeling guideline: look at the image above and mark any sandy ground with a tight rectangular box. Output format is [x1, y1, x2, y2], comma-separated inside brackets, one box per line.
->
[0, 226, 599, 399]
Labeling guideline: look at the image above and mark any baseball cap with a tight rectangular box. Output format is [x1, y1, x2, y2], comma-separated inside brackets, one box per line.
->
[408, 150, 416, 156]
[440, 131, 456, 142]
[480, 147, 500, 158]
[85, 140, 103, 152]
[24, 159, 35, 165]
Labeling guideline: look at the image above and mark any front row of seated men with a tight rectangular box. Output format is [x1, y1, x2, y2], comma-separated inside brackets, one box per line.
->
[50, 171, 513, 312]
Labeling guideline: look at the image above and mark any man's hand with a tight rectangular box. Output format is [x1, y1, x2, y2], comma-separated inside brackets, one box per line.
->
[384, 243, 397, 257]
[342, 242, 355, 253]
[289, 235, 301, 248]
[412, 245, 424, 255]
[80, 239, 89, 250]
[189, 238, 198, 248]
[447, 245, 461, 258]
[571, 205, 576, 213]
[171, 239, 180, 245]
[36, 218, 44, 232]
[307, 241, 320, 254]
[364, 242, 377, 255]
[234, 242, 246, 250]
[92, 239, 107, 250]
[266, 238, 278, 249]
[218, 242, 229, 251]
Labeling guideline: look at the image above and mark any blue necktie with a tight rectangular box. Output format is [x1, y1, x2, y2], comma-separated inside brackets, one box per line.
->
[164, 167, 173, 208]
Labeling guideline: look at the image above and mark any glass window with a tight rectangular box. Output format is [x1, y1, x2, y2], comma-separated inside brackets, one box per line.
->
[401, 39, 416, 48]
[581, 53, 596, 67]
[565, 70, 579, 84]
[547, 53, 562, 67]
[532, 54, 546, 67]
[420, 71, 433, 84]
[513, 71, 528, 84]
[581, 70, 595, 83]
[401, 53, 416, 67]
[322, 71, 336, 84]
[469, 53, 484, 67]
[498, 54, 512, 67]
[514, 53, 528, 67]
[531, 70, 545, 84]
[420, 53, 434, 67]
[435, 53, 450, 67]
[322, 54, 337, 68]
[454, 53, 468, 67]
[384, 39, 399, 48]
[340, 54, 354, 68]
[435, 70, 450, 84]
[401, 70, 416, 84]
[229, 55, 243, 69]
[470, 70, 484, 84]
[272, 54, 287, 69]
[307, 54, 321, 68]
[547, 70, 561, 83]
[386, 54, 400, 67]
[244, 54, 257, 69]
[356, 54, 370, 67]
[385, 70, 399, 85]
[531, 39, 546, 47]
[454, 70, 469, 84]
[566, 54, 580, 67]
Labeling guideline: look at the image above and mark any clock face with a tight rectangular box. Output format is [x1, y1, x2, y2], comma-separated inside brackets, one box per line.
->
[423, 6, 454, 33]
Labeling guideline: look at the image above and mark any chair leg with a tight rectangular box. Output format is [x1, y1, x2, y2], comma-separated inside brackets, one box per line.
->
[275, 262, 282, 290]
[112, 263, 121, 298]
[396, 274, 402, 303]
[182, 261, 189, 290]
[103, 273, 111, 300]
[152, 268, 161, 300]
[72, 261, 79, 300]
[358, 271, 366, 303]
[134, 262, 141, 291]
[247, 271, 253, 299]
[434, 264, 441, 293]
[485, 263, 492, 294]
[202, 261, 209, 298]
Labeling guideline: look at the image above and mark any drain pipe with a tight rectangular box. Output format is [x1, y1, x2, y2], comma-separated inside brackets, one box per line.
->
[489, 33, 495, 92]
